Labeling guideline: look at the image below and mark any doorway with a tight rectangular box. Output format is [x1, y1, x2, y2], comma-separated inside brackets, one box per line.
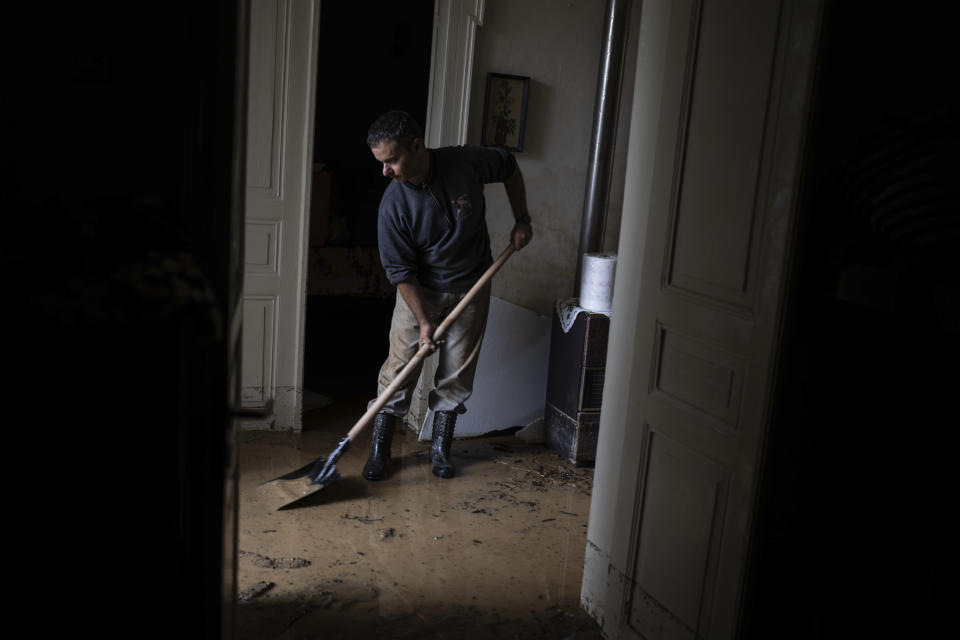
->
[302, 0, 435, 404]
[741, 1, 959, 636]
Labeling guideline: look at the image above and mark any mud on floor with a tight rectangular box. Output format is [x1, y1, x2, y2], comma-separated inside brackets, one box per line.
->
[236, 406, 601, 639]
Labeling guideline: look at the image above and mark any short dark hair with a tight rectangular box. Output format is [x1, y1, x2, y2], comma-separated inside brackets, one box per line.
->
[366, 110, 423, 149]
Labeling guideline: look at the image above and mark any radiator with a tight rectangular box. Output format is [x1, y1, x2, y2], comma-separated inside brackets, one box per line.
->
[544, 309, 610, 467]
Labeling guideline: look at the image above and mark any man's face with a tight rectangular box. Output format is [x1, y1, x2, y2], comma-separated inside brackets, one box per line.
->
[371, 138, 424, 184]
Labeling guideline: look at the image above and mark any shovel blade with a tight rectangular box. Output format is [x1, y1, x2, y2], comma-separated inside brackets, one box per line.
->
[257, 437, 351, 509]
[259, 464, 342, 510]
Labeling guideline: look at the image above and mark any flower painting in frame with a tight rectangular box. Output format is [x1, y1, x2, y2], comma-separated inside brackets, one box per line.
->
[480, 72, 530, 152]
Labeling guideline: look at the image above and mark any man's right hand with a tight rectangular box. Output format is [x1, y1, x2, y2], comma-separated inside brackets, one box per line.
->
[419, 321, 441, 352]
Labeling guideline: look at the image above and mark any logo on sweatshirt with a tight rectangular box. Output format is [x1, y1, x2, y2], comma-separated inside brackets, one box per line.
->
[452, 195, 472, 218]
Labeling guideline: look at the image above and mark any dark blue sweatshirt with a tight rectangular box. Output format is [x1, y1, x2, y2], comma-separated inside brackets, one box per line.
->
[377, 145, 517, 292]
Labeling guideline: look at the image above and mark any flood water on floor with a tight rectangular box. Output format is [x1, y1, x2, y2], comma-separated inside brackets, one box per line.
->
[237, 396, 602, 639]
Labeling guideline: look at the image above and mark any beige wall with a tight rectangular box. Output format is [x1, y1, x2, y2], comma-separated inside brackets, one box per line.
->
[467, 0, 636, 315]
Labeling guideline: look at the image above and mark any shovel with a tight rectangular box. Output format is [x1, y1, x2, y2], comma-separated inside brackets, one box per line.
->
[259, 243, 516, 509]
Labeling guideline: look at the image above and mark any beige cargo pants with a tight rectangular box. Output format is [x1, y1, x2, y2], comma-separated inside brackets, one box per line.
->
[371, 282, 491, 416]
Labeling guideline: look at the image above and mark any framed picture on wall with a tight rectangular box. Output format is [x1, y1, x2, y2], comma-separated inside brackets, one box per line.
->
[480, 72, 530, 152]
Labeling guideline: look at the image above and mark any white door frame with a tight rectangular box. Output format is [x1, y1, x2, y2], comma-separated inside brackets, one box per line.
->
[241, 0, 484, 431]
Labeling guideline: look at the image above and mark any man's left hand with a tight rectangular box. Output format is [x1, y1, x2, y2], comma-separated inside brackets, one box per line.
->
[511, 221, 533, 250]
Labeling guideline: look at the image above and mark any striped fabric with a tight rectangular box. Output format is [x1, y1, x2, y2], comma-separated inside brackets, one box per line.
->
[834, 113, 960, 249]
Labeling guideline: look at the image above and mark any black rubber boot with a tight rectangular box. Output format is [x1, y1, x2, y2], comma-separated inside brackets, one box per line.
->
[431, 411, 458, 478]
[362, 413, 397, 481]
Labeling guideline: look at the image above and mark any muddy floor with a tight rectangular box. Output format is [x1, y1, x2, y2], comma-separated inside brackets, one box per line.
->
[237, 396, 602, 639]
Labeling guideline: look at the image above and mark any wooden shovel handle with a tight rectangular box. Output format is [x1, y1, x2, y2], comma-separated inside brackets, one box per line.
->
[345, 244, 516, 442]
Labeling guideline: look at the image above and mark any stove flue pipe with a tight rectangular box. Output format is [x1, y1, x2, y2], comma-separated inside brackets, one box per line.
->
[575, 0, 631, 297]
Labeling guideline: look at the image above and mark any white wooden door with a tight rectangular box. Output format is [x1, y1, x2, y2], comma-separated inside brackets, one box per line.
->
[241, 0, 320, 429]
[581, 1, 822, 638]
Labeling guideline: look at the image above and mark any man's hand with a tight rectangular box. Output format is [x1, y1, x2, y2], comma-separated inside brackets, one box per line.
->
[511, 221, 533, 250]
[419, 320, 441, 352]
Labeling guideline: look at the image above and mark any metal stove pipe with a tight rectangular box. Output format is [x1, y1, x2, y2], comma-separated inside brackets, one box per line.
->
[575, 0, 631, 296]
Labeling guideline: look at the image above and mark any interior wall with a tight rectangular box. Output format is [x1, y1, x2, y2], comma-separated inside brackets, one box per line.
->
[466, 0, 641, 315]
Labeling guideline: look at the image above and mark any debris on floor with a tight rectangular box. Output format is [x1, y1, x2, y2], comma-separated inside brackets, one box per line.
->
[239, 551, 312, 570]
[238, 581, 275, 601]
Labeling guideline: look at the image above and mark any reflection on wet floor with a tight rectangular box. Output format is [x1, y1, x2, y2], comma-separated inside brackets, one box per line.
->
[237, 396, 602, 639]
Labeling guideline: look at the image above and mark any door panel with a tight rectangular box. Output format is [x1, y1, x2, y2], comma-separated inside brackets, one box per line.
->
[582, 0, 822, 638]
[667, 0, 780, 306]
[629, 428, 730, 640]
[241, 297, 276, 404]
[246, 0, 286, 197]
[653, 324, 747, 430]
